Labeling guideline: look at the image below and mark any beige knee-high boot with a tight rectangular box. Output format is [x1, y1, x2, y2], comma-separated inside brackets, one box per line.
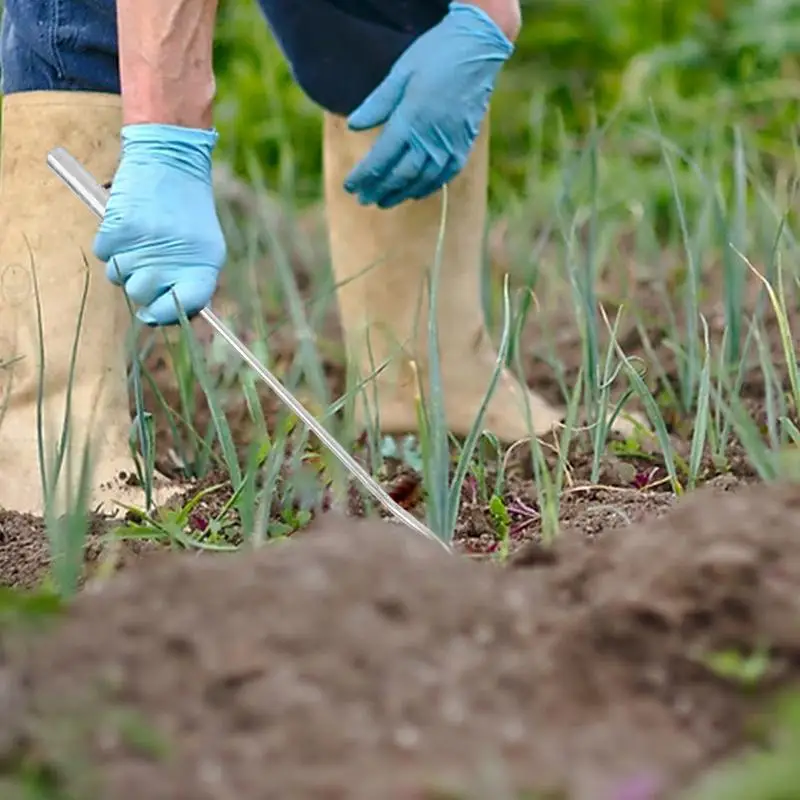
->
[323, 112, 566, 442]
[0, 91, 174, 517]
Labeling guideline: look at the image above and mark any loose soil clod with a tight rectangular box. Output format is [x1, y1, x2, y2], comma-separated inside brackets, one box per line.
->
[2, 483, 800, 798]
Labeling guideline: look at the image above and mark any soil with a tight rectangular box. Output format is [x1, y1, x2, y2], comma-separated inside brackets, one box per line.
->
[2, 483, 800, 799]
[0, 213, 799, 797]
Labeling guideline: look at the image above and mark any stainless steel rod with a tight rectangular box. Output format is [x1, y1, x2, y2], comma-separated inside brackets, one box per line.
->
[47, 146, 447, 550]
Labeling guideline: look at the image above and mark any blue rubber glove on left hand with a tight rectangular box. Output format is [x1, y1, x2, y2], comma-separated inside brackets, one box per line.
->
[344, 1, 514, 209]
[93, 123, 226, 326]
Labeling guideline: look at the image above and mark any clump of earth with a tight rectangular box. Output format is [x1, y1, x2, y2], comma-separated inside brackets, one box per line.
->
[2, 480, 800, 798]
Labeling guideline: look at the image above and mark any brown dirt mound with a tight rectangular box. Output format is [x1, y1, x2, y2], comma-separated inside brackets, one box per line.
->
[2, 481, 800, 799]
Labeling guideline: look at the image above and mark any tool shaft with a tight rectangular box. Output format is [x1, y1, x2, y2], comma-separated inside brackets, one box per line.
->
[46, 146, 446, 550]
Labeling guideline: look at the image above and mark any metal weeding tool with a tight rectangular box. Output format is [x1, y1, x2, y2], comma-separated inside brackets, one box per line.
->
[46, 146, 446, 551]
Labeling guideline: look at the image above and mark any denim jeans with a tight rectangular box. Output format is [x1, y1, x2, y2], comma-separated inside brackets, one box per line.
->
[0, 0, 449, 115]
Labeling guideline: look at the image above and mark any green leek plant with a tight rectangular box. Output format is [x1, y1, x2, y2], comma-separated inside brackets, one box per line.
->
[29, 249, 95, 599]
[413, 187, 515, 545]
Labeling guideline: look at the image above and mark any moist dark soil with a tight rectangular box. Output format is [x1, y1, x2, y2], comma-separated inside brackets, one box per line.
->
[2, 482, 800, 799]
[0, 216, 798, 797]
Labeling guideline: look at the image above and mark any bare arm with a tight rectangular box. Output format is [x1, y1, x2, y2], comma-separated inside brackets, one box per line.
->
[117, 0, 219, 128]
[463, 0, 521, 41]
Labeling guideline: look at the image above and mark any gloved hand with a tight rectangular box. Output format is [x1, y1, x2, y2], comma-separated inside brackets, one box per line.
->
[93, 123, 226, 326]
[343, 1, 514, 209]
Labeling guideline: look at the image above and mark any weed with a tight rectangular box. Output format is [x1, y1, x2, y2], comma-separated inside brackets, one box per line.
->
[688, 689, 800, 799]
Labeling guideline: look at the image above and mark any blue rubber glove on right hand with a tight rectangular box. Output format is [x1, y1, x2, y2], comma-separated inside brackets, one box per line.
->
[93, 123, 226, 326]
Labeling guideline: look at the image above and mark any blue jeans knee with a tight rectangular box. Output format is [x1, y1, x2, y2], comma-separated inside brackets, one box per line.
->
[0, 0, 119, 95]
[0, 0, 448, 114]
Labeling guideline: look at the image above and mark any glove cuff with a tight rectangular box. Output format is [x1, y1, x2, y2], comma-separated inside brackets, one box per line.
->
[119, 123, 219, 181]
[447, 2, 516, 54]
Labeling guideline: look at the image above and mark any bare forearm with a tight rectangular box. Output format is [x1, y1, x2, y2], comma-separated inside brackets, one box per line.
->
[463, 0, 521, 41]
[117, 0, 219, 128]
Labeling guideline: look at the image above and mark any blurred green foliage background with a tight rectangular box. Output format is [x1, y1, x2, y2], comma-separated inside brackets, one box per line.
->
[212, 0, 800, 212]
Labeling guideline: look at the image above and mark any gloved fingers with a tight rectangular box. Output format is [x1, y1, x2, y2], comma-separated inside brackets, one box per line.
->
[137, 273, 217, 327]
[105, 258, 124, 287]
[104, 251, 138, 286]
[371, 147, 431, 208]
[377, 155, 459, 209]
[347, 71, 408, 132]
[407, 156, 462, 203]
[344, 124, 408, 204]
[121, 266, 166, 309]
[374, 155, 433, 209]
[93, 221, 123, 265]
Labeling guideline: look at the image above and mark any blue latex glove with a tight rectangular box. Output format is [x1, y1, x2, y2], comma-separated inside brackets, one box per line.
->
[93, 123, 226, 326]
[343, 1, 513, 209]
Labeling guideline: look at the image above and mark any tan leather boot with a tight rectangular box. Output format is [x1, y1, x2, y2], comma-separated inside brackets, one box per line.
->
[323, 112, 571, 442]
[0, 91, 175, 517]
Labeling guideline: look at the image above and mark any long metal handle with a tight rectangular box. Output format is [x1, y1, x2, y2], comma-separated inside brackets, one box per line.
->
[47, 146, 447, 551]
